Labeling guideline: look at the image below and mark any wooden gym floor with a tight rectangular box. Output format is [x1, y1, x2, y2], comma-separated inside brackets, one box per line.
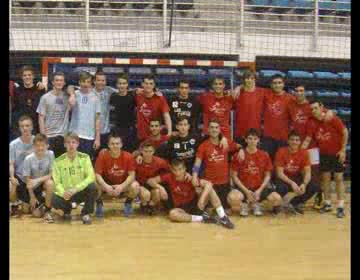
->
[10, 193, 350, 280]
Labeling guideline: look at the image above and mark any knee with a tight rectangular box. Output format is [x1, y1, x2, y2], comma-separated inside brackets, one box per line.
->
[334, 174, 343, 184]
[268, 192, 282, 206]
[88, 183, 97, 194]
[22, 203, 31, 214]
[44, 179, 54, 191]
[141, 188, 151, 201]
[169, 209, 180, 221]
[227, 191, 242, 205]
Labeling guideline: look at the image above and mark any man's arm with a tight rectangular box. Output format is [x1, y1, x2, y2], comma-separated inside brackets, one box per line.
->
[115, 171, 135, 191]
[94, 113, 101, 149]
[301, 136, 312, 150]
[38, 114, 46, 135]
[52, 162, 65, 197]
[302, 166, 311, 187]
[95, 173, 112, 193]
[256, 171, 271, 195]
[67, 87, 76, 108]
[191, 157, 202, 186]
[276, 167, 299, 191]
[337, 127, 348, 163]
[163, 112, 172, 137]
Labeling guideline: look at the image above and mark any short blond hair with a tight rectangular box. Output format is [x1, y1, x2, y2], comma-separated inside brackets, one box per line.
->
[64, 132, 80, 142]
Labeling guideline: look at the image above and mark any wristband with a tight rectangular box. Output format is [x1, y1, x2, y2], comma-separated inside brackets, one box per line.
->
[192, 165, 201, 174]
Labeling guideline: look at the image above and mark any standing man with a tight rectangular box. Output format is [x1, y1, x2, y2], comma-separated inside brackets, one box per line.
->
[274, 131, 319, 215]
[93, 71, 117, 149]
[9, 116, 35, 215]
[50, 132, 98, 225]
[68, 71, 101, 160]
[37, 71, 70, 157]
[302, 101, 348, 218]
[94, 132, 139, 217]
[135, 75, 172, 142]
[198, 77, 234, 139]
[168, 80, 200, 133]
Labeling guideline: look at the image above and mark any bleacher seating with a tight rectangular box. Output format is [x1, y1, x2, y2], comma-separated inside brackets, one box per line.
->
[287, 70, 314, 78]
[313, 71, 339, 79]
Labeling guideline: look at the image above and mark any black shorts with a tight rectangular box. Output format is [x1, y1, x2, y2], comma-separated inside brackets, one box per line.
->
[166, 196, 202, 215]
[213, 184, 232, 209]
[235, 184, 275, 202]
[319, 154, 345, 173]
[15, 176, 45, 205]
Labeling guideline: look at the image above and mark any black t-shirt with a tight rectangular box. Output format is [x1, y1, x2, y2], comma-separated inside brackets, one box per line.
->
[156, 133, 204, 172]
[109, 91, 136, 130]
[168, 95, 200, 132]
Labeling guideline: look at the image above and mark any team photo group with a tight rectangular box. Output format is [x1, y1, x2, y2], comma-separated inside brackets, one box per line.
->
[9, 65, 348, 229]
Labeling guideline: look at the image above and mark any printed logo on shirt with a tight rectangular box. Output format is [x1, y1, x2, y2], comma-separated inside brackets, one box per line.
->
[267, 101, 284, 116]
[315, 128, 331, 142]
[243, 160, 260, 175]
[208, 149, 225, 162]
[172, 101, 179, 108]
[189, 139, 196, 145]
[174, 143, 180, 149]
[187, 103, 192, 108]
[139, 103, 152, 117]
[209, 102, 227, 116]
[109, 164, 125, 177]
[293, 110, 307, 124]
[285, 159, 300, 174]
[174, 185, 188, 197]
[81, 96, 88, 104]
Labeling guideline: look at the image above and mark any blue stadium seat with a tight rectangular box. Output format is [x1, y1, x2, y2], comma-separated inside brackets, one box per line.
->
[128, 67, 152, 75]
[270, 0, 292, 13]
[249, 0, 271, 13]
[304, 90, 313, 96]
[338, 72, 351, 79]
[318, 0, 336, 15]
[259, 70, 286, 78]
[292, 0, 314, 14]
[182, 68, 207, 76]
[336, 0, 351, 16]
[155, 68, 180, 75]
[315, 90, 339, 97]
[340, 91, 351, 98]
[338, 107, 351, 116]
[287, 70, 314, 78]
[157, 77, 178, 88]
[208, 69, 232, 78]
[313, 71, 338, 79]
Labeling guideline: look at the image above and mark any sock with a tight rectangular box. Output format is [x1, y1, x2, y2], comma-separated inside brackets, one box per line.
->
[125, 198, 133, 204]
[325, 200, 332, 206]
[337, 200, 345, 208]
[44, 206, 51, 213]
[283, 194, 290, 206]
[191, 215, 203, 223]
[96, 199, 103, 205]
[216, 206, 226, 218]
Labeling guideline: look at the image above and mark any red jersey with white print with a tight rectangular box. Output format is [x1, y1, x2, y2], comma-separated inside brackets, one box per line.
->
[306, 115, 345, 156]
[234, 87, 266, 138]
[95, 149, 135, 185]
[231, 149, 273, 191]
[198, 92, 234, 139]
[141, 134, 170, 150]
[160, 173, 196, 207]
[135, 93, 170, 141]
[288, 100, 312, 142]
[135, 156, 170, 185]
[275, 147, 310, 178]
[196, 139, 238, 185]
[263, 91, 295, 141]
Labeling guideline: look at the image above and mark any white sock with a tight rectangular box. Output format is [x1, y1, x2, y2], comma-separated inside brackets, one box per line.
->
[191, 215, 203, 223]
[216, 206, 226, 218]
[325, 200, 332, 206]
[337, 200, 345, 208]
[283, 194, 290, 206]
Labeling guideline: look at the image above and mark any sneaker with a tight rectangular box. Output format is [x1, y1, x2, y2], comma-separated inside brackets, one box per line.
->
[95, 201, 104, 218]
[320, 203, 332, 214]
[43, 212, 54, 223]
[63, 213, 72, 222]
[253, 203, 263, 216]
[123, 202, 133, 217]
[291, 203, 304, 215]
[287, 203, 298, 215]
[218, 215, 235, 229]
[271, 206, 281, 216]
[82, 214, 92, 225]
[71, 202, 77, 209]
[79, 202, 85, 207]
[140, 205, 154, 216]
[201, 212, 217, 224]
[336, 207, 345, 218]
[313, 192, 323, 210]
[240, 203, 249, 217]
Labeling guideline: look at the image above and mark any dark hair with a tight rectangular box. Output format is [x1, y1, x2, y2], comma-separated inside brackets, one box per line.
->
[143, 74, 156, 82]
[178, 79, 190, 87]
[211, 76, 225, 86]
[52, 71, 65, 81]
[271, 74, 285, 82]
[95, 71, 106, 78]
[170, 159, 186, 168]
[20, 65, 35, 77]
[208, 119, 220, 126]
[141, 141, 155, 150]
[246, 128, 261, 138]
[79, 71, 93, 82]
[107, 130, 122, 143]
[117, 73, 128, 82]
[309, 100, 323, 106]
[288, 130, 301, 139]
[242, 70, 256, 81]
[33, 133, 48, 144]
[149, 118, 161, 124]
[18, 115, 33, 124]
[176, 116, 190, 125]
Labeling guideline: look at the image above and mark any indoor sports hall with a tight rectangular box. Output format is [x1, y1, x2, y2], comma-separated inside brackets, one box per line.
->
[10, 1, 350, 279]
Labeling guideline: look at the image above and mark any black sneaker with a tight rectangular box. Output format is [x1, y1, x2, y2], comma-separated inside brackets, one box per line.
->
[143, 205, 154, 216]
[319, 204, 332, 214]
[201, 212, 217, 224]
[291, 203, 304, 215]
[82, 214, 92, 225]
[271, 206, 282, 216]
[63, 213, 72, 222]
[336, 207, 345, 218]
[218, 216, 235, 229]
[313, 192, 323, 210]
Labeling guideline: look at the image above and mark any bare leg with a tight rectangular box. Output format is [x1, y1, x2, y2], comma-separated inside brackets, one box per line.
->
[321, 172, 332, 203]
[227, 189, 243, 213]
[334, 172, 345, 208]
[169, 208, 192, 223]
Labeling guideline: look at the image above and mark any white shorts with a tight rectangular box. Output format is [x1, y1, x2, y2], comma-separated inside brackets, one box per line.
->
[308, 148, 320, 166]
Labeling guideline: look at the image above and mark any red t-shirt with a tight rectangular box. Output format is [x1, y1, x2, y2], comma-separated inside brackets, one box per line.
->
[135, 93, 170, 141]
[198, 92, 234, 139]
[275, 147, 310, 178]
[288, 100, 312, 142]
[141, 134, 170, 150]
[306, 115, 345, 156]
[160, 173, 196, 207]
[263, 91, 295, 141]
[231, 149, 272, 191]
[234, 87, 266, 138]
[95, 149, 135, 185]
[196, 139, 238, 185]
[135, 156, 170, 185]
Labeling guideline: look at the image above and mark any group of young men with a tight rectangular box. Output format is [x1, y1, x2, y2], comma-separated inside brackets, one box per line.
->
[9, 65, 349, 229]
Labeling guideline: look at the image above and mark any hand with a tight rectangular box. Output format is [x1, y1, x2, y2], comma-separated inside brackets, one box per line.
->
[113, 185, 124, 197]
[93, 138, 101, 150]
[192, 176, 200, 187]
[167, 131, 172, 137]
[63, 190, 74, 200]
[27, 180, 35, 191]
[136, 155, 143, 165]
[291, 182, 301, 195]
[36, 82, 46, 90]
[159, 187, 168, 200]
[232, 85, 242, 99]
[236, 149, 245, 161]
[219, 137, 229, 150]
[184, 173, 192, 182]
[104, 184, 113, 195]
[254, 189, 262, 201]
[246, 190, 256, 203]
[324, 110, 335, 121]
[30, 196, 39, 209]
[336, 149, 346, 164]
[10, 177, 19, 186]
[299, 184, 306, 195]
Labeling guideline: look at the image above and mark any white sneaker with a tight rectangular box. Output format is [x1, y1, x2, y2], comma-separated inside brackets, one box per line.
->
[71, 202, 77, 209]
[240, 203, 249, 217]
[253, 203, 263, 216]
